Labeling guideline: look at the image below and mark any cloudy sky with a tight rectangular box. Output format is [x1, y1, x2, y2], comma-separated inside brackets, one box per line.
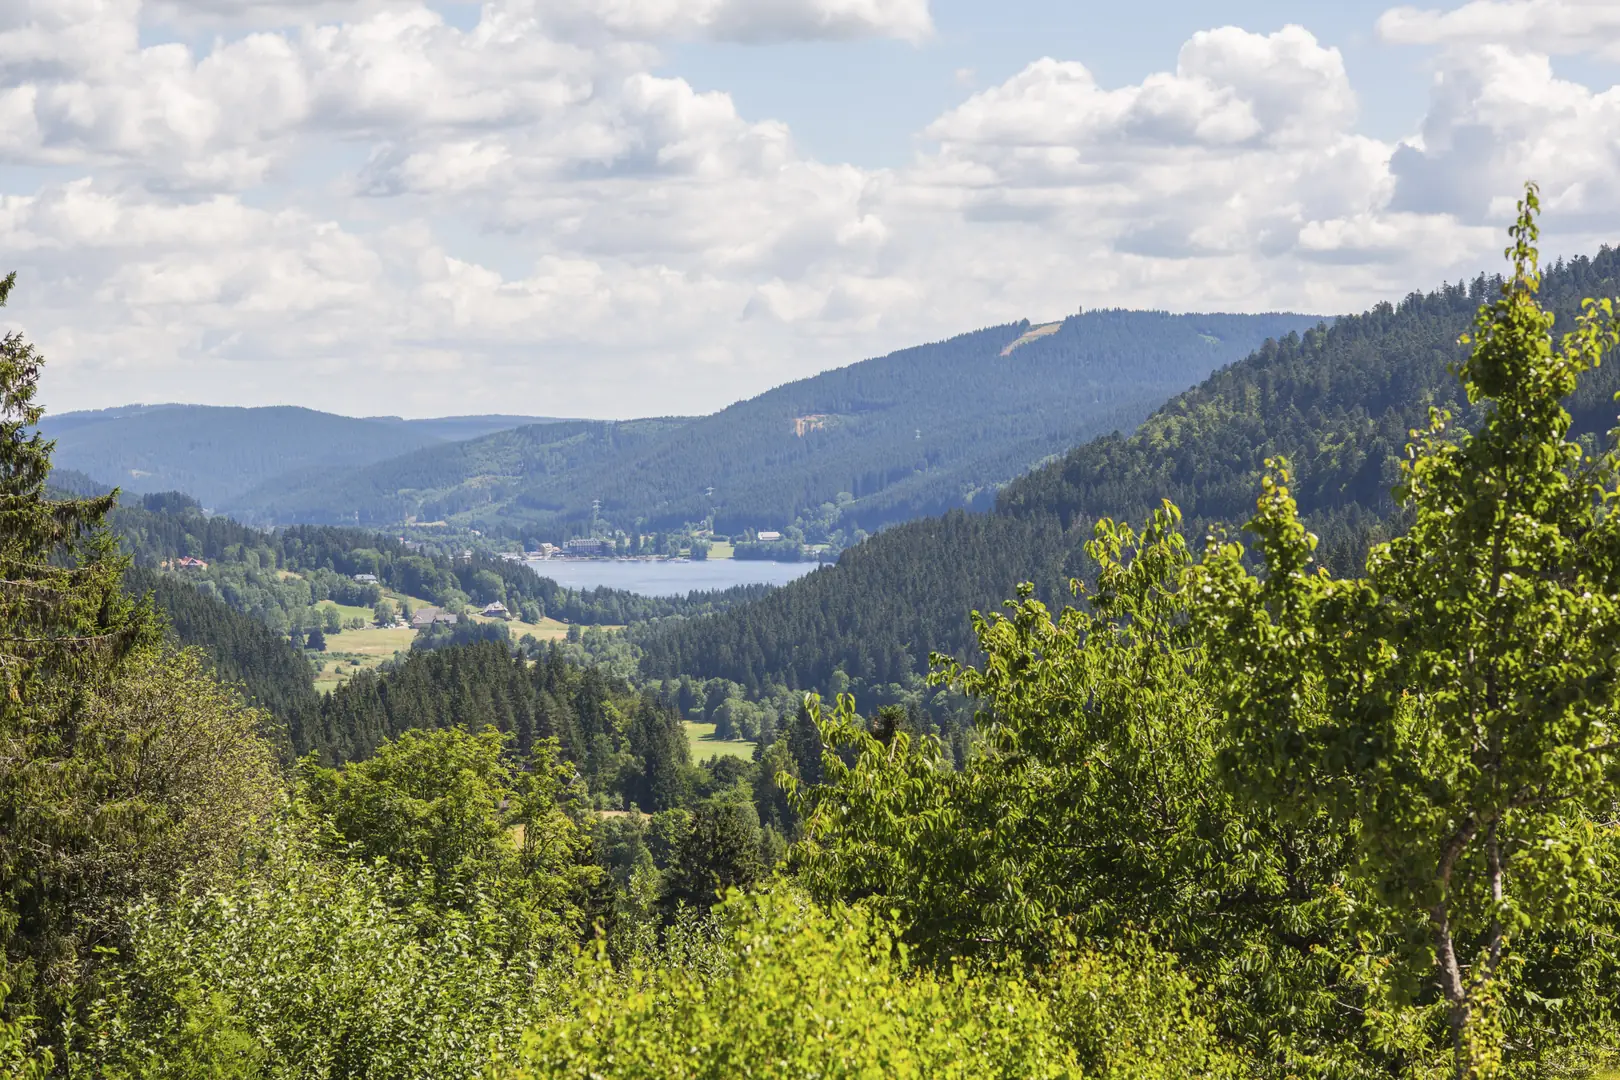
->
[4, 0, 1618, 419]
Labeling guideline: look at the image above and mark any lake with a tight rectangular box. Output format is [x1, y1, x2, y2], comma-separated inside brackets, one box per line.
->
[524, 557, 820, 597]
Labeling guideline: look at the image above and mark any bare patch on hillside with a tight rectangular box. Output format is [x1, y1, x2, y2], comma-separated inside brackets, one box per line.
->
[1000, 322, 1062, 356]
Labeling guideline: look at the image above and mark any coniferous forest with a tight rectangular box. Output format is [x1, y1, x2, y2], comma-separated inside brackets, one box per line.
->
[8, 193, 1620, 1080]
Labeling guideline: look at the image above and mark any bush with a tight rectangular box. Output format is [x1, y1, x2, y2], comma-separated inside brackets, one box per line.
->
[72, 833, 569, 1080]
[494, 888, 1083, 1080]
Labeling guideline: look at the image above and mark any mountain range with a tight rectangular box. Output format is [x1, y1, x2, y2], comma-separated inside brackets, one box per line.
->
[45, 310, 1319, 539]
[39, 406, 567, 509]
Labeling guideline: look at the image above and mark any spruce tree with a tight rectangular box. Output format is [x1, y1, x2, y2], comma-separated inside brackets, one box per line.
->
[0, 272, 153, 1007]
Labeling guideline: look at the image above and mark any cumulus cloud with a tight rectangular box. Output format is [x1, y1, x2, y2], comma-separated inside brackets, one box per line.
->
[926, 26, 1355, 151]
[1, 0, 1617, 418]
[1379, 0, 1620, 59]
[1389, 45, 1620, 229]
[908, 27, 1388, 273]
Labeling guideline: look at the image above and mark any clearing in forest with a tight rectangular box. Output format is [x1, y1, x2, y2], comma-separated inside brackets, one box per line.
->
[999, 321, 1062, 356]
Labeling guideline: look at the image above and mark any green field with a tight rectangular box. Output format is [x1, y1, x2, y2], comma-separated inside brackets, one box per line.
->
[683, 721, 754, 763]
[309, 610, 582, 692]
[316, 600, 377, 624]
[706, 541, 734, 559]
[310, 624, 416, 691]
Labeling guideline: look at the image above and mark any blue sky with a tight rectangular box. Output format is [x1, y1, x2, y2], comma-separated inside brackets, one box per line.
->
[3, 0, 1619, 418]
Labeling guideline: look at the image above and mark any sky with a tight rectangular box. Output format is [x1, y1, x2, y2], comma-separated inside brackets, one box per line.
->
[3, 0, 1619, 420]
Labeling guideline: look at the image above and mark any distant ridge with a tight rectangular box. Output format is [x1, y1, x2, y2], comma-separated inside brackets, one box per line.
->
[39, 405, 559, 508]
[228, 309, 1319, 538]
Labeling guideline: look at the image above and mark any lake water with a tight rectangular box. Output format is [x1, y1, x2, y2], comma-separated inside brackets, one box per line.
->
[524, 557, 820, 597]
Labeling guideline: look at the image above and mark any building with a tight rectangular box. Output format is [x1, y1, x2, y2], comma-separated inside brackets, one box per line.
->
[353, 573, 379, 584]
[175, 556, 209, 570]
[564, 537, 610, 557]
[756, 531, 783, 543]
[481, 602, 510, 619]
[409, 606, 459, 629]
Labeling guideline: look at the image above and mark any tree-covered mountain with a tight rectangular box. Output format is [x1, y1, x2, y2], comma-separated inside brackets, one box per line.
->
[225, 417, 690, 527]
[222, 311, 1318, 539]
[365, 413, 577, 442]
[640, 249, 1620, 702]
[38, 405, 561, 508]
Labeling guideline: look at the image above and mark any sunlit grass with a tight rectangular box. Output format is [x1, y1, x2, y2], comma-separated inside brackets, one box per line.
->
[684, 721, 754, 763]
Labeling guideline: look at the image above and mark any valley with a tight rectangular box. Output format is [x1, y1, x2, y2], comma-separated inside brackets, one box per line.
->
[10, 205, 1620, 1080]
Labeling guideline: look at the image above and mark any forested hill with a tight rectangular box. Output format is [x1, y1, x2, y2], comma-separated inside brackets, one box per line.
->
[223, 311, 1318, 539]
[224, 417, 690, 528]
[38, 405, 560, 508]
[640, 249, 1620, 700]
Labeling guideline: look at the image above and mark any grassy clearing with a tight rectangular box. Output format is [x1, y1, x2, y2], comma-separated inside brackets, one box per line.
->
[317, 600, 377, 624]
[379, 587, 438, 612]
[308, 624, 417, 692]
[684, 721, 754, 763]
[524, 616, 575, 641]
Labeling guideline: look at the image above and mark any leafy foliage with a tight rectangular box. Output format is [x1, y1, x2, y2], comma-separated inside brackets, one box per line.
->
[73, 829, 570, 1080]
[496, 888, 1089, 1080]
[1195, 188, 1620, 1077]
[791, 514, 1387, 1073]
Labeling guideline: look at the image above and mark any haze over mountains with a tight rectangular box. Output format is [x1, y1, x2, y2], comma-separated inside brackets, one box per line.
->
[49, 309, 1318, 538]
[40, 406, 569, 509]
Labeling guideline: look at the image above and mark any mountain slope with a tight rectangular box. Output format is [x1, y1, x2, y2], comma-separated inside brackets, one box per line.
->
[228, 310, 1319, 537]
[368, 414, 575, 442]
[639, 250, 1620, 701]
[40, 405, 448, 507]
[225, 417, 691, 526]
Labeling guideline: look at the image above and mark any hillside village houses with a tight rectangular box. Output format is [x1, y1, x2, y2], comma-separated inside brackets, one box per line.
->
[409, 606, 459, 630]
[756, 531, 783, 542]
[352, 573, 379, 584]
[480, 602, 510, 619]
[172, 556, 209, 570]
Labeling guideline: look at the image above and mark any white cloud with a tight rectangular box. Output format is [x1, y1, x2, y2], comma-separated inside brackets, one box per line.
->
[1379, 0, 1620, 59]
[533, 0, 932, 44]
[1389, 45, 1620, 230]
[926, 27, 1355, 151]
[2, 1, 1618, 420]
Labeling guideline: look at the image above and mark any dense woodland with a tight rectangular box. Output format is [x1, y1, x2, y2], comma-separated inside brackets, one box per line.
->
[8, 200, 1620, 1079]
[643, 246, 1620, 715]
[199, 311, 1314, 544]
